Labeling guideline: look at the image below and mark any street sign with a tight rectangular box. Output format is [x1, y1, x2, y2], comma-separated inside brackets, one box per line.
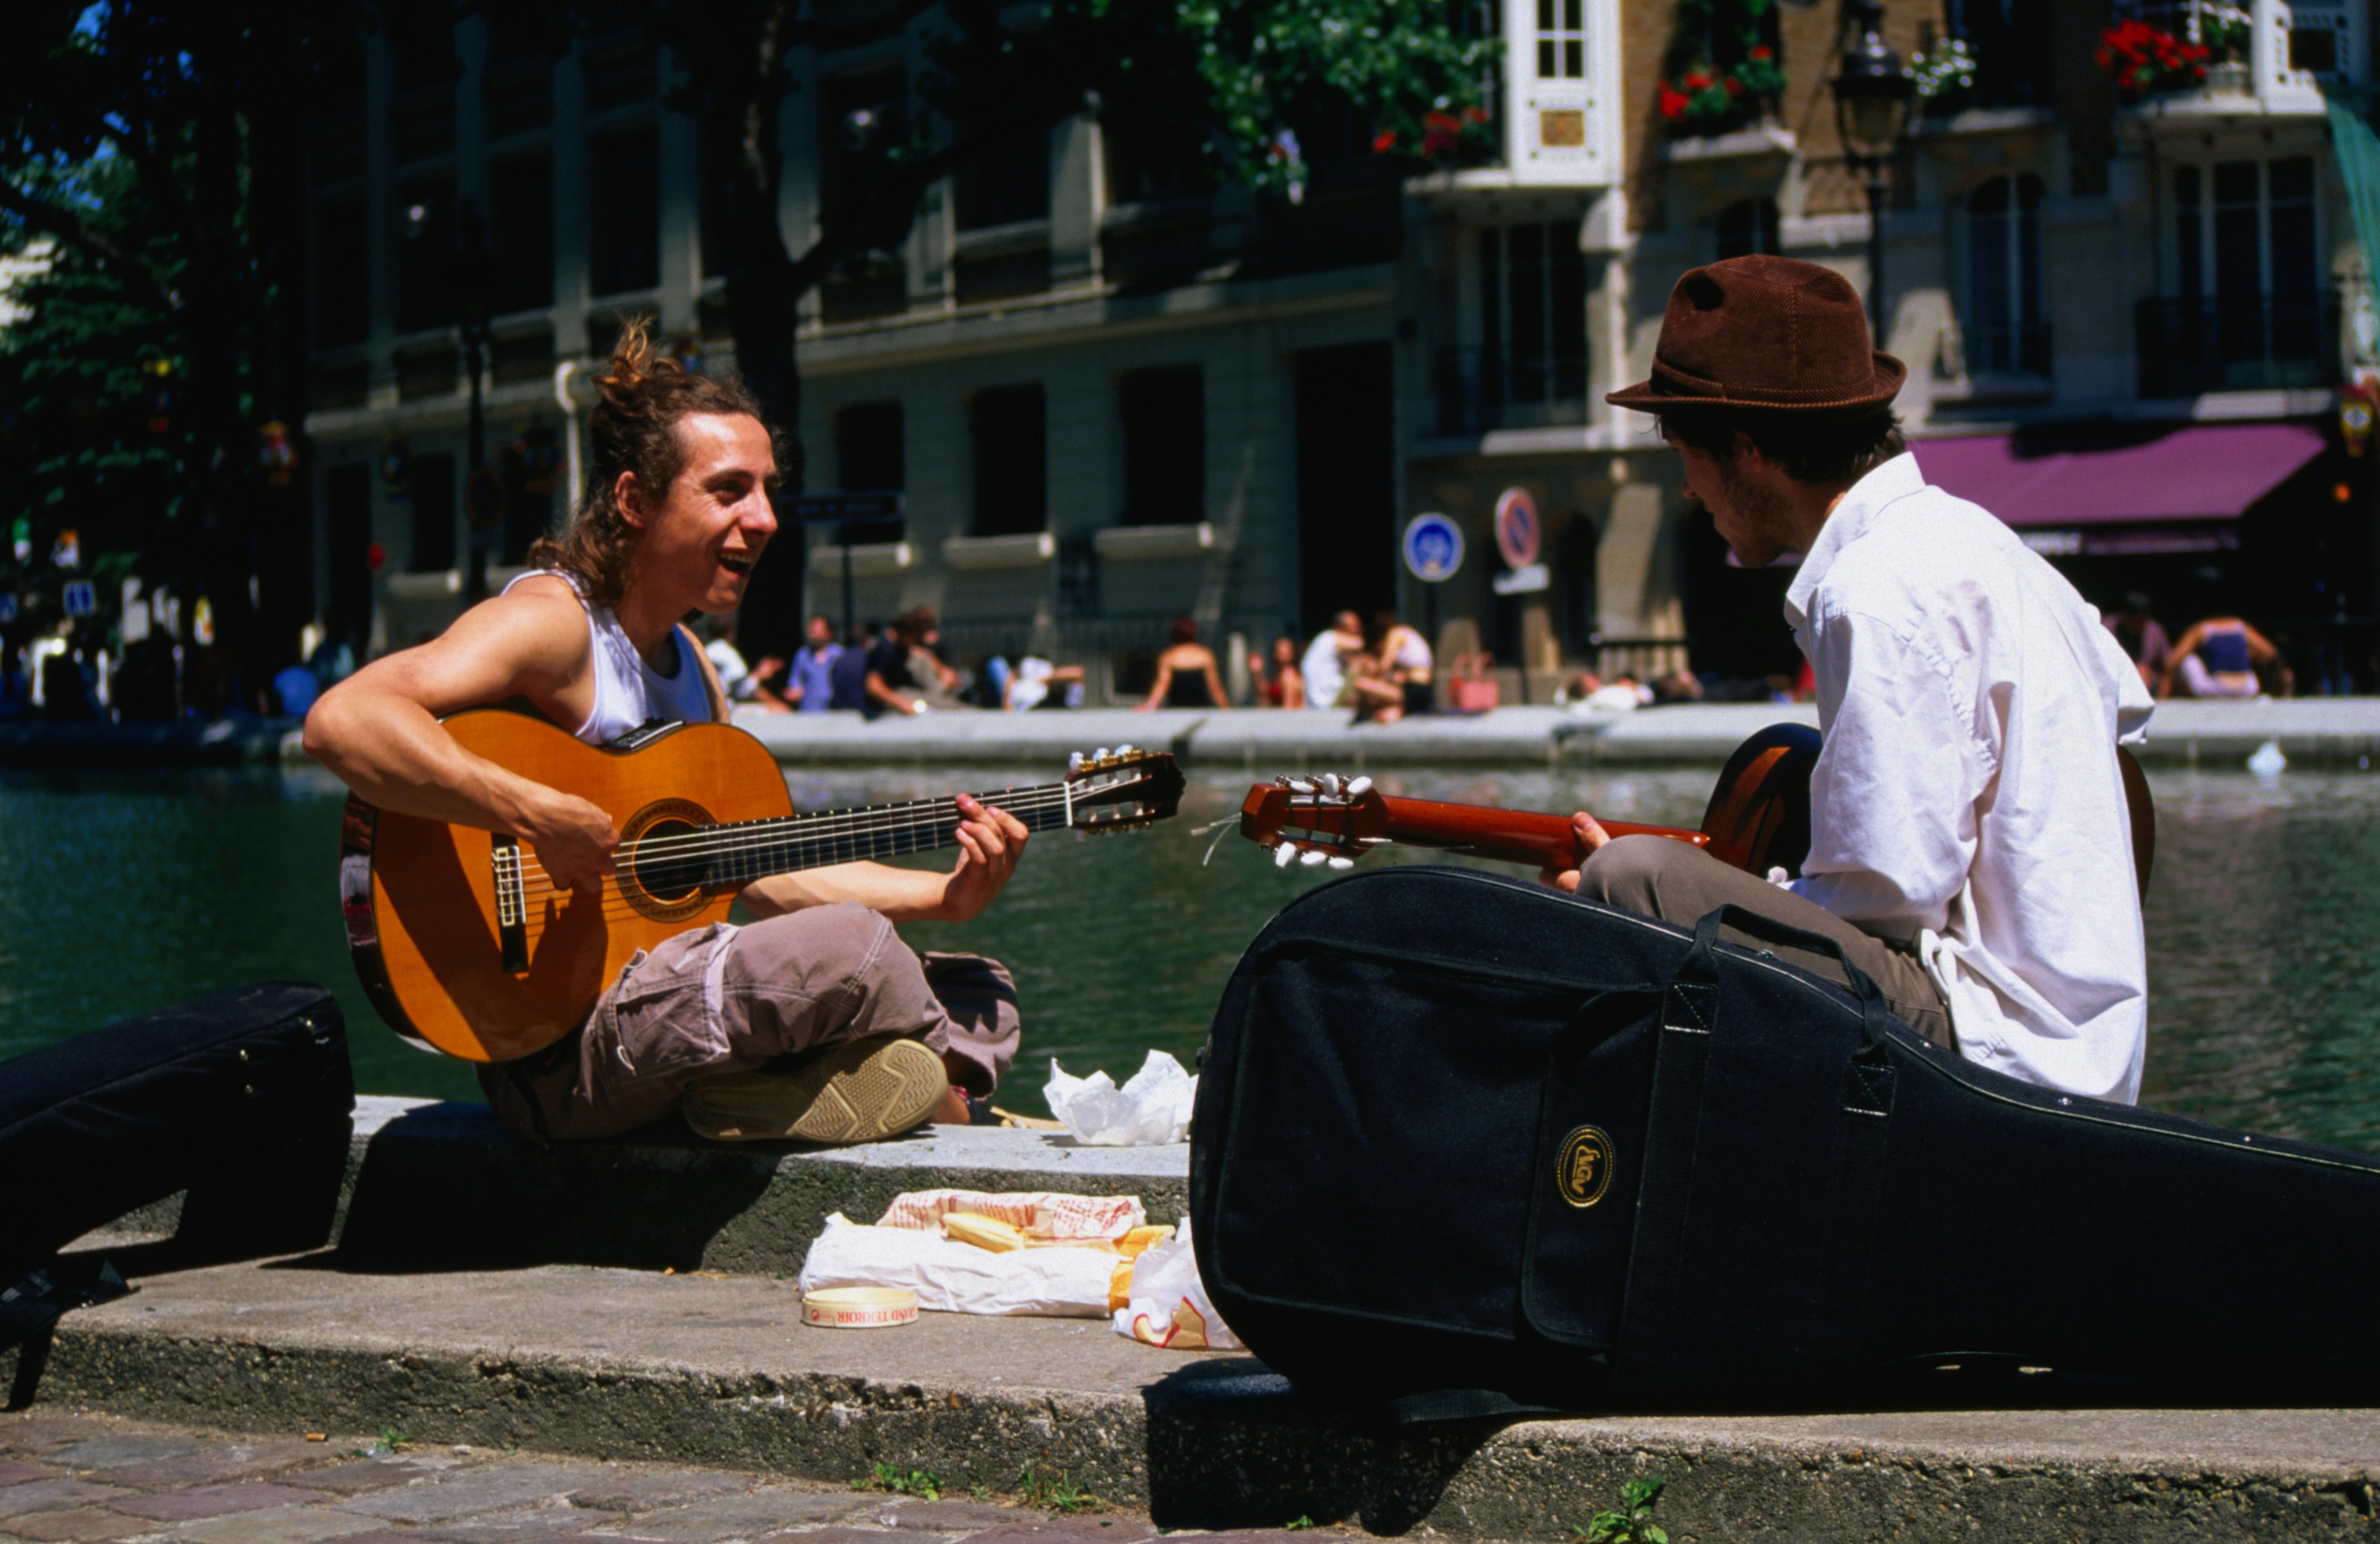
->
[1493, 488, 1540, 569]
[781, 491, 905, 525]
[1492, 563, 1550, 596]
[1402, 512, 1465, 583]
[62, 580, 96, 617]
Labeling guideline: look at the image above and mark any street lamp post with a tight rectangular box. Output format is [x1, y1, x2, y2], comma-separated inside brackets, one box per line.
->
[457, 201, 498, 601]
[1830, 0, 1914, 340]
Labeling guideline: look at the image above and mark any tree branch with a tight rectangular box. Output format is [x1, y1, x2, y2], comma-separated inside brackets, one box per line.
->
[0, 177, 179, 311]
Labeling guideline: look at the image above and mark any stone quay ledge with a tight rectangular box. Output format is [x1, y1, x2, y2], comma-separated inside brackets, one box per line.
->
[28, 1093, 2380, 1542]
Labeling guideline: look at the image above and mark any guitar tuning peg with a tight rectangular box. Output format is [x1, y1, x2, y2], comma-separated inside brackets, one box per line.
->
[1069, 752, 1084, 772]
[1116, 744, 1135, 756]
[1327, 856, 1355, 871]
[1299, 847, 1329, 867]
[1095, 747, 1112, 762]
[1288, 778, 1315, 795]
[1320, 773, 1343, 797]
[1346, 776, 1373, 796]
[1273, 842, 1297, 869]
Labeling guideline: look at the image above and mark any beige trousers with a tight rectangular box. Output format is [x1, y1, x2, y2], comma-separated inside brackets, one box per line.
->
[478, 902, 1020, 1142]
[1578, 835, 1955, 1049]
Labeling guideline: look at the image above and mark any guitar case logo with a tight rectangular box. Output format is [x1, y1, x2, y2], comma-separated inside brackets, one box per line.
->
[1556, 1124, 1616, 1208]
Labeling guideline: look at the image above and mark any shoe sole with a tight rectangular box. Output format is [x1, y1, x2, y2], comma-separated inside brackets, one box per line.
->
[685, 1036, 947, 1145]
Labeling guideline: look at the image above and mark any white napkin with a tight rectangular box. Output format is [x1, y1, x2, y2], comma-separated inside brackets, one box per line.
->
[1044, 1050, 1197, 1146]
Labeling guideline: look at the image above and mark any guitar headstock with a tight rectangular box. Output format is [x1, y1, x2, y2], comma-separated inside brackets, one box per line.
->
[1063, 746, 1186, 833]
[1237, 773, 1388, 870]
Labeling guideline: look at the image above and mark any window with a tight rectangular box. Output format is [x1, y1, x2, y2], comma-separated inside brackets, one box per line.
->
[482, 0, 553, 139]
[1966, 173, 2046, 373]
[1714, 198, 1780, 259]
[1117, 366, 1205, 527]
[1536, 0, 1584, 79]
[820, 69, 907, 227]
[1941, 0, 2052, 106]
[834, 401, 905, 543]
[2174, 156, 2321, 359]
[388, 18, 455, 165]
[1478, 223, 1585, 405]
[970, 386, 1046, 536]
[410, 452, 457, 573]
[395, 173, 454, 333]
[589, 125, 659, 296]
[955, 128, 1050, 231]
[488, 152, 553, 314]
[314, 196, 368, 347]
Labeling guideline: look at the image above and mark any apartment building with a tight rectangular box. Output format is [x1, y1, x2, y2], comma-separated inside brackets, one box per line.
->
[301, 0, 2378, 696]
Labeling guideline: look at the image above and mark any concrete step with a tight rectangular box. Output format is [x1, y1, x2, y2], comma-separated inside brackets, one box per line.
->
[7, 1252, 2376, 1543]
[117, 1097, 1187, 1280]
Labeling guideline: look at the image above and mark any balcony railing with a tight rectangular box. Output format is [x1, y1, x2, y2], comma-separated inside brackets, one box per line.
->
[1433, 346, 1588, 437]
[2135, 290, 2341, 398]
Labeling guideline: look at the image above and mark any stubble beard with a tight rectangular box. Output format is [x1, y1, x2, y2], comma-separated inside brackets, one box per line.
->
[1714, 462, 1798, 568]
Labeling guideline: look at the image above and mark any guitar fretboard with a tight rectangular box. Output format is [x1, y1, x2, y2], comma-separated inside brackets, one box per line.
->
[630, 782, 1079, 892]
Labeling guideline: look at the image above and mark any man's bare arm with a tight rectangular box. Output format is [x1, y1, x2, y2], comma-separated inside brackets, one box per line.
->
[740, 795, 1028, 923]
[302, 582, 619, 889]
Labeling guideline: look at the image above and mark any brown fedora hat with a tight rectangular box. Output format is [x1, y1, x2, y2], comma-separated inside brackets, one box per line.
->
[1607, 255, 1905, 417]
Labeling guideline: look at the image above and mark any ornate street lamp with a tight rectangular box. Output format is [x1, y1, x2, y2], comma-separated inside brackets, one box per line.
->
[405, 194, 498, 596]
[1830, 0, 1913, 338]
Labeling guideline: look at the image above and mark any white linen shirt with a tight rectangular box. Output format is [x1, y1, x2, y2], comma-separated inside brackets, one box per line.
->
[1782, 453, 2156, 1103]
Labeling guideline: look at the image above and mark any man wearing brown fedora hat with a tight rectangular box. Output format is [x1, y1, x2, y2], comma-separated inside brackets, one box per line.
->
[1541, 256, 2155, 1105]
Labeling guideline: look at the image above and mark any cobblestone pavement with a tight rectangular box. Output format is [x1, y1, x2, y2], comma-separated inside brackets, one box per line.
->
[0, 1412, 1327, 1544]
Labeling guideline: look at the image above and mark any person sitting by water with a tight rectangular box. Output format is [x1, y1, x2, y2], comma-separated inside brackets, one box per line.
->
[2162, 615, 2289, 700]
[1542, 255, 2154, 1105]
[1007, 655, 1085, 711]
[1247, 636, 1306, 708]
[1372, 611, 1434, 718]
[1299, 611, 1363, 710]
[303, 321, 1030, 1147]
[702, 613, 791, 713]
[1137, 616, 1231, 711]
[827, 621, 873, 711]
[864, 607, 959, 718]
[786, 614, 841, 713]
[2104, 592, 2171, 692]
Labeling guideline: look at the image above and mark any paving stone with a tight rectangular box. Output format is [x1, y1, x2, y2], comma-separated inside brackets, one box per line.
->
[100, 1439, 327, 1490]
[761, 1529, 936, 1544]
[105, 1480, 324, 1521]
[585, 1491, 900, 1542]
[0, 1483, 136, 1520]
[43, 1436, 202, 1471]
[857, 1501, 1020, 1533]
[168, 1503, 392, 1543]
[0, 1510, 149, 1543]
[0, 1468, 54, 1490]
[560, 1472, 749, 1515]
[280, 1458, 445, 1496]
[338, 1465, 616, 1524]
[0, 1426, 109, 1459]
[411, 1503, 622, 1539]
[953, 1519, 1156, 1544]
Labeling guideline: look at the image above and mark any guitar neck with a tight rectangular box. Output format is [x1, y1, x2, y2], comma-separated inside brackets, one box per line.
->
[671, 782, 1079, 890]
[1372, 795, 1709, 869]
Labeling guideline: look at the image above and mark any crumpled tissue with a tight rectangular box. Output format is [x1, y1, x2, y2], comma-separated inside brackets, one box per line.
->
[1044, 1050, 1196, 1146]
[796, 1213, 1115, 1317]
[1112, 1218, 1242, 1350]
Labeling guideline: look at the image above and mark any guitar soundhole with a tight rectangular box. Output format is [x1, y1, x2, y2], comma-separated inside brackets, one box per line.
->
[627, 818, 708, 903]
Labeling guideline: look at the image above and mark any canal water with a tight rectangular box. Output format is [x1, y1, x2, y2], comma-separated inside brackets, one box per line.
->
[4, 761, 2376, 1149]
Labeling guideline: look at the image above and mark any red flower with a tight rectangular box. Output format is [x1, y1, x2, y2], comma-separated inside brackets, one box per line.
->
[1372, 129, 1398, 153]
[1659, 84, 1690, 118]
[1462, 105, 1490, 125]
[1749, 44, 1772, 60]
[1684, 69, 1712, 89]
[1721, 74, 1744, 96]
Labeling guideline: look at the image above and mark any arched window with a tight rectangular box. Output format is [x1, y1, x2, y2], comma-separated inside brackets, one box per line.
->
[1714, 198, 1781, 260]
[1966, 173, 2046, 373]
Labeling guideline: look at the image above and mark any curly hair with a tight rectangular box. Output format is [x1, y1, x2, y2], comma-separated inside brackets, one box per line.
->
[527, 319, 771, 611]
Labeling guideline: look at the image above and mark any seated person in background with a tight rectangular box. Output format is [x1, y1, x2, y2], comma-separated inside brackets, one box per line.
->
[1138, 615, 1231, 711]
[1248, 636, 1307, 708]
[1650, 666, 1704, 705]
[303, 322, 1029, 1146]
[1299, 610, 1363, 710]
[703, 614, 791, 713]
[1344, 646, 1406, 724]
[1007, 655, 1085, 710]
[1372, 611, 1434, 718]
[272, 659, 323, 717]
[2162, 615, 2289, 700]
[2103, 592, 2171, 692]
[828, 623, 873, 711]
[864, 608, 954, 718]
[786, 614, 842, 713]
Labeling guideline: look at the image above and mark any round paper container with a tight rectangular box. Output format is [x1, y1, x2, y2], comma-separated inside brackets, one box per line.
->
[800, 1287, 918, 1329]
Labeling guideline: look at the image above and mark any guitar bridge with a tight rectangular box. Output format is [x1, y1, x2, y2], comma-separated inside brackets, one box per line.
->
[491, 835, 530, 974]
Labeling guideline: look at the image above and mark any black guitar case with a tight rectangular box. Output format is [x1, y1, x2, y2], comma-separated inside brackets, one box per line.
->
[0, 982, 355, 1296]
[1191, 867, 2380, 1409]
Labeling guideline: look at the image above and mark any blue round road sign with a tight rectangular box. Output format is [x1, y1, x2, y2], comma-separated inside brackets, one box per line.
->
[1402, 512, 1465, 583]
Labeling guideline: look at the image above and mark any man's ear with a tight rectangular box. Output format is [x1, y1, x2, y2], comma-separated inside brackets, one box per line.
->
[614, 470, 646, 530]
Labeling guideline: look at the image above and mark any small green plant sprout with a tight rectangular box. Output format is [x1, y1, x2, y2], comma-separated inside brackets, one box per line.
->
[1285, 1516, 1317, 1531]
[971, 1482, 994, 1501]
[1015, 1463, 1102, 1513]
[853, 1462, 943, 1500]
[1575, 1475, 1667, 1544]
[377, 1428, 416, 1452]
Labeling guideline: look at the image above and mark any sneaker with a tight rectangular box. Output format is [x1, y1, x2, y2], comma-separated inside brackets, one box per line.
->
[683, 1036, 947, 1145]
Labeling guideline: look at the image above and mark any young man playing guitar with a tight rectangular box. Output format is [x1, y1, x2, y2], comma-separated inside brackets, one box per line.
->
[306, 325, 1028, 1144]
[1543, 256, 2156, 1104]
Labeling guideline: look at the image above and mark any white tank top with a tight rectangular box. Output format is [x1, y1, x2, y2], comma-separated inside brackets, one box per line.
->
[501, 569, 715, 745]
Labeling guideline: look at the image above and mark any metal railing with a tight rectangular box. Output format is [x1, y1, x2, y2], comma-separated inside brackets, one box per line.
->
[2135, 290, 2341, 398]
[1433, 346, 1589, 437]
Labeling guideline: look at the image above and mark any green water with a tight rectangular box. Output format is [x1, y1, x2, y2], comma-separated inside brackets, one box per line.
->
[4, 762, 2378, 1145]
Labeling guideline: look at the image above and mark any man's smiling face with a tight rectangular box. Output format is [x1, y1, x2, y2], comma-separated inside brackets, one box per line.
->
[632, 412, 779, 613]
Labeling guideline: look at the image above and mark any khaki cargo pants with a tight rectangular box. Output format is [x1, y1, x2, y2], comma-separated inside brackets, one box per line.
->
[478, 902, 1020, 1142]
[1578, 835, 1955, 1049]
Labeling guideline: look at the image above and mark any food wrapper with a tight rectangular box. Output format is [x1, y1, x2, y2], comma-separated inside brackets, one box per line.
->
[1045, 1050, 1197, 1146]
[873, 1189, 1145, 1242]
[796, 1214, 1116, 1317]
[1112, 1219, 1243, 1350]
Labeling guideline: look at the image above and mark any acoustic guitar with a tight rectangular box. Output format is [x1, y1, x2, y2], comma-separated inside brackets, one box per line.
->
[338, 710, 1185, 1062]
[1240, 721, 2156, 899]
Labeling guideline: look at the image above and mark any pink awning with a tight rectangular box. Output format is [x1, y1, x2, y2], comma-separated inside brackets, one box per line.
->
[1912, 424, 2327, 527]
